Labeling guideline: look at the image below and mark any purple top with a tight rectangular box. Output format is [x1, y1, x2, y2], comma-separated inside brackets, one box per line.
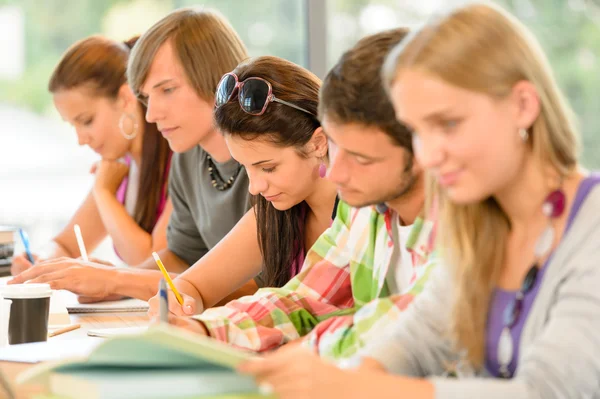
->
[485, 173, 600, 376]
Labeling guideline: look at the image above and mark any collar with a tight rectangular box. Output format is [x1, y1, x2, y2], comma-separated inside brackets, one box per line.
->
[380, 203, 437, 265]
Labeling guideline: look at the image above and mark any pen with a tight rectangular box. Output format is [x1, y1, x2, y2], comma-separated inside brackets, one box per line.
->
[152, 252, 183, 305]
[73, 224, 89, 261]
[18, 228, 35, 264]
[159, 279, 168, 324]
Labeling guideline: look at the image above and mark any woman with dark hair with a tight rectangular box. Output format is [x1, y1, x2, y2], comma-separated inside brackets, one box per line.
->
[11, 35, 172, 274]
[147, 55, 339, 315]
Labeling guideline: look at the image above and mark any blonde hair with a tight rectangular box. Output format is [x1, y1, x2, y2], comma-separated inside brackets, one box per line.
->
[383, 3, 579, 367]
[127, 7, 248, 101]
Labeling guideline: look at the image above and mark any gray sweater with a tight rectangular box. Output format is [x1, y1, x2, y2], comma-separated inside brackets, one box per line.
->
[364, 184, 600, 399]
[167, 146, 252, 267]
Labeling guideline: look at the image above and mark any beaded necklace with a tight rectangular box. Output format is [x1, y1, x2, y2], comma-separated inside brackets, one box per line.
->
[207, 155, 242, 191]
[497, 186, 566, 378]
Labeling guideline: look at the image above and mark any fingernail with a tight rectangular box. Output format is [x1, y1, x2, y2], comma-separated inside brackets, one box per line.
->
[258, 383, 273, 395]
[185, 305, 193, 314]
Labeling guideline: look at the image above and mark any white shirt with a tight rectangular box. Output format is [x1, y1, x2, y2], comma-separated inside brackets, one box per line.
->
[124, 159, 140, 216]
[385, 214, 415, 294]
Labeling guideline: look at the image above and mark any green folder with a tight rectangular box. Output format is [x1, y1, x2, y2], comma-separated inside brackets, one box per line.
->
[19, 324, 275, 399]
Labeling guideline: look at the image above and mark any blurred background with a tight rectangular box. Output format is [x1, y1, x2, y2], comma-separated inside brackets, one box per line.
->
[1, 0, 599, 264]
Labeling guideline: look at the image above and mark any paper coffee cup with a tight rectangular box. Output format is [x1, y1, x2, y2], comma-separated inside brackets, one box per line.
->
[0, 283, 52, 345]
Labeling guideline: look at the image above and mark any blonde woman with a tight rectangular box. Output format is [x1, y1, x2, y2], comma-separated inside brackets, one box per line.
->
[240, 3, 600, 399]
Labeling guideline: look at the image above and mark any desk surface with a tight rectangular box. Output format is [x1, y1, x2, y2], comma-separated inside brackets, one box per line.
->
[0, 312, 149, 399]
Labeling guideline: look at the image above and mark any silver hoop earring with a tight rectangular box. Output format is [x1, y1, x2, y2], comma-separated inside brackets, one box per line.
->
[119, 113, 138, 140]
[519, 128, 529, 142]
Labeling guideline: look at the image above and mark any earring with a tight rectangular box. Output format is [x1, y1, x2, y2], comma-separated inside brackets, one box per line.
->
[519, 128, 529, 142]
[119, 113, 139, 140]
[318, 162, 327, 178]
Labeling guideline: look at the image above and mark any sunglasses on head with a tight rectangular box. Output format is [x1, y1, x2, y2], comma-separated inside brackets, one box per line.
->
[214, 72, 315, 116]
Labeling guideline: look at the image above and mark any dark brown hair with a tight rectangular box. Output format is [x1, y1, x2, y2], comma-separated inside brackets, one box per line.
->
[49, 35, 172, 233]
[319, 28, 413, 151]
[214, 56, 321, 287]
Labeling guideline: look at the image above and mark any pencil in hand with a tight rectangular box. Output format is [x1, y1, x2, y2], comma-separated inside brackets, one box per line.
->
[152, 252, 184, 305]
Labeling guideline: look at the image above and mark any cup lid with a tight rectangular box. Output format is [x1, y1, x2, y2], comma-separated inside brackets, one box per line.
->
[0, 283, 52, 299]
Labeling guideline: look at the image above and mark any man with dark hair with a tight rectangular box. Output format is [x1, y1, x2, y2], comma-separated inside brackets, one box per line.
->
[171, 28, 437, 363]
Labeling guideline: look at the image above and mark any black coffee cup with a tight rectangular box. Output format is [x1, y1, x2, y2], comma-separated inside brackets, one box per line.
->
[1, 284, 52, 345]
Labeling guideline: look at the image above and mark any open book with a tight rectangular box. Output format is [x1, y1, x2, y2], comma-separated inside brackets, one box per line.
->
[19, 325, 272, 399]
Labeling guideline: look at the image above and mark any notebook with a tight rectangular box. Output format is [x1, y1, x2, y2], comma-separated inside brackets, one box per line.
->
[66, 298, 149, 313]
[18, 324, 273, 399]
[57, 291, 149, 313]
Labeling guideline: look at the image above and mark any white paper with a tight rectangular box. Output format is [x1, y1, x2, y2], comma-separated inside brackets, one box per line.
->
[87, 326, 148, 338]
[0, 338, 102, 363]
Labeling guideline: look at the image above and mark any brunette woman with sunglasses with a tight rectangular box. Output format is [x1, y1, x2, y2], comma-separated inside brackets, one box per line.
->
[147, 56, 339, 316]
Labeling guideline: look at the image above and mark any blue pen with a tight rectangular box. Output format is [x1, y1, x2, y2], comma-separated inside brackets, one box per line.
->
[159, 279, 169, 324]
[18, 228, 35, 265]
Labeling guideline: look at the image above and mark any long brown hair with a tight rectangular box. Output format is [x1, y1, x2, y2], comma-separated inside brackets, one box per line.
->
[127, 8, 248, 102]
[383, 3, 579, 367]
[214, 56, 321, 287]
[48, 35, 172, 233]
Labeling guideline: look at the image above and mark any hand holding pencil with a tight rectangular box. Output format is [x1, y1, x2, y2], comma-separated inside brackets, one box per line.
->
[152, 252, 183, 304]
[149, 252, 208, 336]
[147, 252, 199, 317]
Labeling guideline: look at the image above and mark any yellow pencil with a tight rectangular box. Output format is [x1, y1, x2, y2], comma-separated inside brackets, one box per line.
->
[152, 252, 184, 305]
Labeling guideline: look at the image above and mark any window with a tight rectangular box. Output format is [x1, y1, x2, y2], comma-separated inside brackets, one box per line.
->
[0, 0, 306, 264]
[326, 0, 600, 168]
[1, 0, 598, 269]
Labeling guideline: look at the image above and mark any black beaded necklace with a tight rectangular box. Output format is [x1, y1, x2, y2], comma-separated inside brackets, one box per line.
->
[496, 186, 566, 378]
[207, 155, 242, 191]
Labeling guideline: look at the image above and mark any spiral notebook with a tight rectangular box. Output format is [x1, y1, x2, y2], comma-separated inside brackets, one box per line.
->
[67, 298, 149, 313]
[58, 291, 149, 313]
